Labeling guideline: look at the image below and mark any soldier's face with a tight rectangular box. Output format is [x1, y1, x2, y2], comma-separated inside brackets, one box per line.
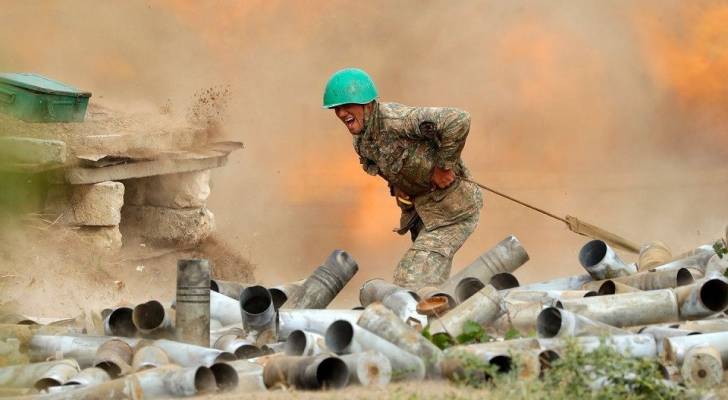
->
[334, 103, 367, 135]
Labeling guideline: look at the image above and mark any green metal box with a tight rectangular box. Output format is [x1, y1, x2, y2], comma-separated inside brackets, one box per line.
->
[0, 73, 92, 123]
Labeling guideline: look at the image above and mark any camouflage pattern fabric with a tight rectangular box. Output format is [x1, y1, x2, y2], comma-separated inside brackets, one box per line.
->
[394, 211, 480, 289]
[353, 102, 481, 231]
[352, 101, 484, 289]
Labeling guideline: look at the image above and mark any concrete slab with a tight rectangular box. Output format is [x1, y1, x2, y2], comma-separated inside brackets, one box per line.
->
[65, 151, 228, 184]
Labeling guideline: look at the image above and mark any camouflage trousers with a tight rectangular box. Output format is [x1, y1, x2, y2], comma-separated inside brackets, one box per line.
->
[393, 211, 480, 290]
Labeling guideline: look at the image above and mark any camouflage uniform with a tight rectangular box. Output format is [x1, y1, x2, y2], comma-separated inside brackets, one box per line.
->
[353, 102, 483, 289]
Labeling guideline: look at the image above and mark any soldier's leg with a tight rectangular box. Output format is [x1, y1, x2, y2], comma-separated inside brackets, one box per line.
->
[393, 213, 479, 290]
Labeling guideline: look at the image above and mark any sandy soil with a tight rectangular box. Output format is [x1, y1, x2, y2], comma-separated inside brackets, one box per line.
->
[199, 381, 728, 400]
[0, 217, 255, 322]
[202, 382, 485, 400]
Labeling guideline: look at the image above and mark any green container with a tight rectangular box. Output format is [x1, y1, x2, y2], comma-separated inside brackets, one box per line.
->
[0, 73, 91, 123]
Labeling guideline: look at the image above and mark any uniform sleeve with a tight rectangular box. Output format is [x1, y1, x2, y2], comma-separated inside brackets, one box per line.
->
[406, 107, 471, 170]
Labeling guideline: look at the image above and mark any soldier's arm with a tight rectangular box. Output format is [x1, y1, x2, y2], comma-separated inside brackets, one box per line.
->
[407, 107, 471, 170]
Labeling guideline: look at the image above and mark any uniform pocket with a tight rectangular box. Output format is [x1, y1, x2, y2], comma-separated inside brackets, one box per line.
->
[399, 141, 436, 190]
[379, 143, 406, 179]
[388, 142, 434, 197]
[414, 179, 481, 231]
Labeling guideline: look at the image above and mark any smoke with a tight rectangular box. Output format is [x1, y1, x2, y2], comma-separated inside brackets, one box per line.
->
[1, 1, 726, 305]
[633, 2, 728, 156]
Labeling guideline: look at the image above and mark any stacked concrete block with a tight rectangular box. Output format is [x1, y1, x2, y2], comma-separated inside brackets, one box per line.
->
[122, 206, 215, 248]
[121, 170, 215, 247]
[66, 181, 124, 226]
[124, 170, 210, 208]
[147, 170, 211, 208]
[45, 181, 125, 251]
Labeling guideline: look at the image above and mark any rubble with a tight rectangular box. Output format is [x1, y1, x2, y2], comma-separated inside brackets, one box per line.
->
[2, 103, 242, 255]
[2, 231, 728, 398]
[121, 206, 215, 247]
[48, 181, 125, 226]
[125, 170, 211, 209]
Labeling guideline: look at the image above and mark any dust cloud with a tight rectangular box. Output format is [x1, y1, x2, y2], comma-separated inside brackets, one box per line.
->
[1, 1, 726, 306]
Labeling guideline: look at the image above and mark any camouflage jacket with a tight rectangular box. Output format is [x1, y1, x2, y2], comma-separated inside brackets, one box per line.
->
[353, 102, 482, 231]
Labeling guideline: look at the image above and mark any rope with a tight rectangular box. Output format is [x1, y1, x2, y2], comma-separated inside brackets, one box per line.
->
[463, 178, 568, 224]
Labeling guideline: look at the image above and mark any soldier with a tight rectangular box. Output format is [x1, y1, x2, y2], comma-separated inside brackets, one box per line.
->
[322, 67, 483, 290]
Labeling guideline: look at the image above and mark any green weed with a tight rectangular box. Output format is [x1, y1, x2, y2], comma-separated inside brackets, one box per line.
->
[422, 320, 495, 350]
[429, 330, 696, 400]
[714, 240, 727, 260]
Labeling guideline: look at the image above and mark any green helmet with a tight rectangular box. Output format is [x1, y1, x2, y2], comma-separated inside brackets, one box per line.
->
[322, 68, 378, 108]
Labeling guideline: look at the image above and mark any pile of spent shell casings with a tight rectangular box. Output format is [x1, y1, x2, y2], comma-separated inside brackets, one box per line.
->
[2, 231, 728, 398]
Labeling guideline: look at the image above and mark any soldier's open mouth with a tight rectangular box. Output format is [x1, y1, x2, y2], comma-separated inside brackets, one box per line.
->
[344, 116, 356, 129]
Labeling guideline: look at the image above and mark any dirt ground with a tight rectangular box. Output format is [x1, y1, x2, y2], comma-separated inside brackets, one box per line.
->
[0, 217, 255, 321]
[203, 382, 486, 400]
[200, 381, 728, 400]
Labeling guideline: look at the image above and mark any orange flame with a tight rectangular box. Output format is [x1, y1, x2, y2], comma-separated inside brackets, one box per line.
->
[283, 132, 399, 248]
[636, 3, 728, 120]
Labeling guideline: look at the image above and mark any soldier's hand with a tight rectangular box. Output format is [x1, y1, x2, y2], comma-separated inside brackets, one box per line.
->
[431, 166, 455, 189]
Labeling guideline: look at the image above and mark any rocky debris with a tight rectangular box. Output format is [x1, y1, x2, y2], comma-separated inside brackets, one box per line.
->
[43, 181, 125, 252]
[121, 205, 215, 248]
[123, 170, 210, 209]
[47, 181, 124, 227]
[2, 98, 241, 254]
